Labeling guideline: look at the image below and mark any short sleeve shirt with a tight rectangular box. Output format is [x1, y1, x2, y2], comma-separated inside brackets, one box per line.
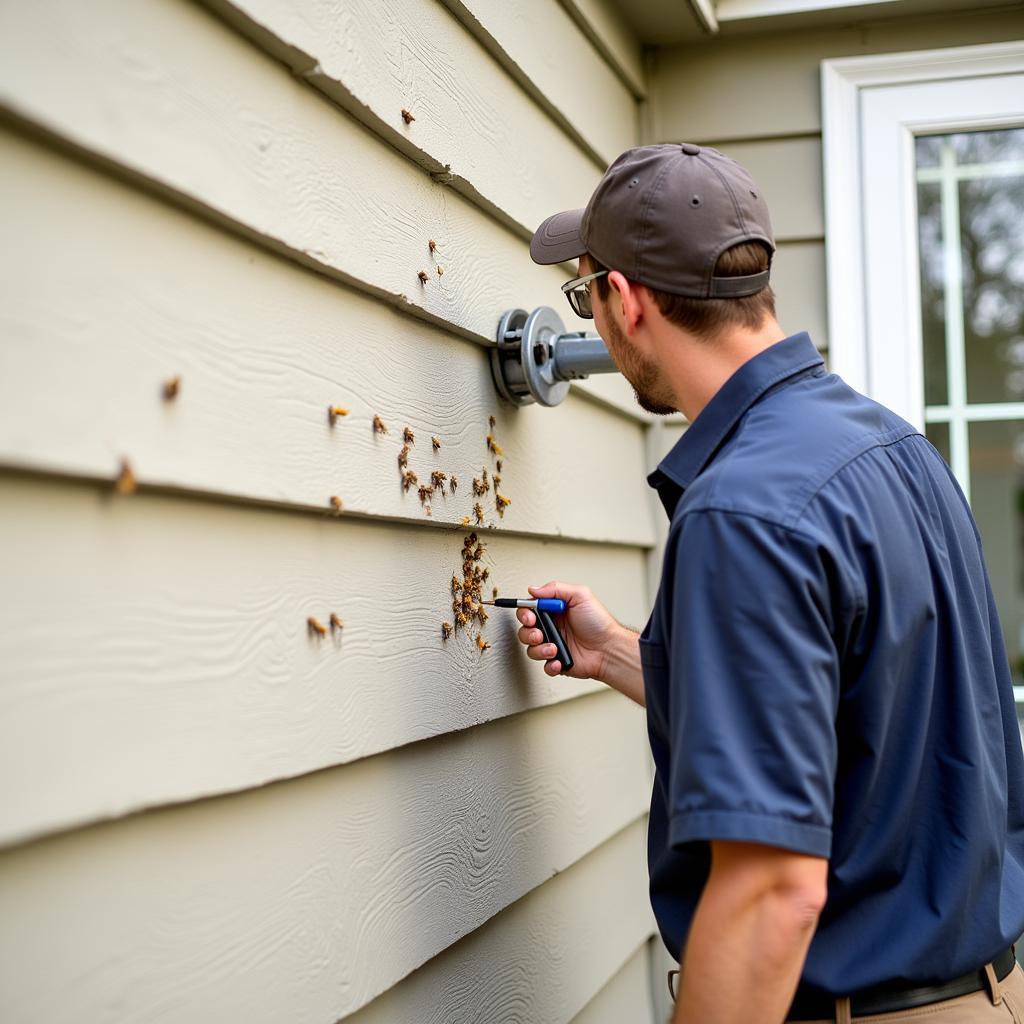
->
[642, 332, 1024, 994]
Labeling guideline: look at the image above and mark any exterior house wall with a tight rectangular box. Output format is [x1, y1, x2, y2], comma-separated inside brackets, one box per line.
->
[649, 5, 1024, 362]
[0, 1, 666, 1021]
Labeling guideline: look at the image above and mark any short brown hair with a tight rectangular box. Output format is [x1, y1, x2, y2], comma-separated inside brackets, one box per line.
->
[592, 241, 775, 340]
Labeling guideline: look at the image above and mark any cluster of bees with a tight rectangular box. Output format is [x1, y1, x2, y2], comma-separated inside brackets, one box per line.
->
[442, 531, 496, 652]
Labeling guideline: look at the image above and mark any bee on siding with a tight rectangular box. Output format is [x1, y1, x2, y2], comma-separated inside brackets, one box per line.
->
[402, 469, 418, 492]
[481, 567, 490, 582]
[327, 405, 349, 425]
[492, 586, 499, 600]
[115, 457, 137, 495]
[476, 606, 489, 624]
[403, 426, 415, 445]
[373, 415, 388, 435]
[473, 543, 483, 561]
[496, 459, 503, 473]
[329, 495, 344, 515]
[429, 239, 437, 254]
[450, 474, 459, 494]
[163, 375, 181, 401]
[495, 493, 512, 516]
[398, 444, 410, 469]
[442, 621, 453, 641]
[472, 474, 489, 496]
[451, 574, 461, 594]
[460, 515, 471, 526]
[489, 415, 496, 430]
[418, 483, 434, 504]
[431, 470, 447, 492]
[417, 270, 429, 284]
[476, 634, 491, 652]
[402, 108, 416, 124]
[492, 474, 502, 489]
[432, 435, 442, 451]
[436, 266, 445, 277]
[473, 502, 485, 524]
[307, 616, 328, 637]
[329, 613, 344, 632]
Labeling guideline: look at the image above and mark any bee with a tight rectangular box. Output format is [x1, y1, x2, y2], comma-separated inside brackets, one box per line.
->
[431, 470, 447, 491]
[477, 606, 489, 624]
[455, 611, 469, 628]
[460, 515, 471, 526]
[451, 574, 461, 594]
[476, 634, 491, 652]
[329, 613, 344, 632]
[492, 474, 501, 489]
[492, 586, 499, 600]
[428, 239, 437, 254]
[417, 270, 429, 284]
[307, 616, 328, 637]
[468, 532, 478, 544]
[401, 108, 416, 124]
[163, 375, 181, 401]
[115, 457, 137, 495]
[327, 405, 349, 425]
[481, 568, 490, 582]
[488, 415, 496, 430]
[436, 266, 445, 277]
[495, 493, 512, 516]
[473, 502, 485, 524]
[473, 543, 483, 560]
[424, 504, 432, 516]
[403, 426, 415, 445]
[329, 495, 344, 515]
[402, 469, 418, 492]
[496, 459, 503, 473]
[432, 435, 442, 451]
[450, 474, 458, 494]
[441, 621, 453, 641]
[398, 444, 410, 468]
[418, 483, 434, 504]
[373, 414, 388, 434]
[486, 434, 504, 456]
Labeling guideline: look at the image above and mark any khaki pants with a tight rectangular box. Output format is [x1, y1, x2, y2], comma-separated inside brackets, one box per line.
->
[667, 962, 1024, 1023]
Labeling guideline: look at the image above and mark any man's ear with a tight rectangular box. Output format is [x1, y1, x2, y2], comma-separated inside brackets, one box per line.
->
[607, 270, 644, 335]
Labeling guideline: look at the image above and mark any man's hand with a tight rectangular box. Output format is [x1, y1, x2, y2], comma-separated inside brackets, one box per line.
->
[514, 581, 646, 705]
[672, 840, 828, 1024]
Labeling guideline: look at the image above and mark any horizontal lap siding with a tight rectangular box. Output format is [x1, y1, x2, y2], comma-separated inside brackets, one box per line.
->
[649, 7, 1024, 360]
[571, 940, 655, 1024]
[0, 131, 653, 546]
[0, 695, 651, 1022]
[0, 0, 655, 1018]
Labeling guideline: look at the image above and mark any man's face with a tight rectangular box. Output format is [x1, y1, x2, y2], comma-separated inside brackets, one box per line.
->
[583, 256, 678, 416]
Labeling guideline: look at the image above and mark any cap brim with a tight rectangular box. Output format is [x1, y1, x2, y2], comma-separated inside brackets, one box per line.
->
[530, 208, 587, 265]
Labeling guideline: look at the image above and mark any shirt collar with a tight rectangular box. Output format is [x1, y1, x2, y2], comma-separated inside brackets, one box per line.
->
[647, 332, 824, 516]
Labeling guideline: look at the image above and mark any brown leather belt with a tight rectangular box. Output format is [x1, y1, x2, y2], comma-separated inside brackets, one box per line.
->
[786, 947, 1017, 1020]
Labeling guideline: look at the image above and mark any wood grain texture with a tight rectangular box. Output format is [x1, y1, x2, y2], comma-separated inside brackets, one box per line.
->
[650, 9, 1024, 142]
[0, 130, 655, 546]
[0, 473, 650, 845]
[437, 0, 637, 163]
[0, 0, 611, 362]
[571, 939, 655, 1024]
[558, 0, 647, 99]
[199, 0, 609, 229]
[341, 818, 654, 1024]
[0, 694, 652, 1022]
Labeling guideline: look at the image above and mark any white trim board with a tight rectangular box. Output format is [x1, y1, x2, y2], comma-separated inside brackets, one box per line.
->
[820, 41, 1024, 402]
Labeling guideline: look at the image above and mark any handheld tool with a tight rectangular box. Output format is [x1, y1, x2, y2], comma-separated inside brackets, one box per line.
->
[482, 597, 574, 673]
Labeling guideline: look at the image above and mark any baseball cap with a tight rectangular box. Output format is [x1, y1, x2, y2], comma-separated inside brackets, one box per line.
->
[530, 143, 775, 298]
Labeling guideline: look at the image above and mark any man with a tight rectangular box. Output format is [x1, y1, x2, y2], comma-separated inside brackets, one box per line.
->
[515, 143, 1024, 1023]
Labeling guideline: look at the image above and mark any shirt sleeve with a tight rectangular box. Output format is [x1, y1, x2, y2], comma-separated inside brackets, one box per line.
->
[666, 509, 841, 858]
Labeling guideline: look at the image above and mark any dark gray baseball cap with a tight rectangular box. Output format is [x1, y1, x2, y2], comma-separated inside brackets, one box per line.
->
[530, 143, 775, 298]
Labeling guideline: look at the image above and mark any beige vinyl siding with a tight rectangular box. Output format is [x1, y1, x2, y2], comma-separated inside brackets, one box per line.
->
[648, 5, 1024, 358]
[572, 940, 657, 1023]
[0, 0, 656, 1021]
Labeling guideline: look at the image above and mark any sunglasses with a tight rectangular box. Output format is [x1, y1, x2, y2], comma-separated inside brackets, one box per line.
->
[560, 269, 609, 319]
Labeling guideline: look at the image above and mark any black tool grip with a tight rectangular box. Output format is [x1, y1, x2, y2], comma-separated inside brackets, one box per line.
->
[537, 609, 574, 674]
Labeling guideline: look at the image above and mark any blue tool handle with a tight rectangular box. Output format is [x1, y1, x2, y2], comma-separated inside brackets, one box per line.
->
[537, 609, 574, 674]
[536, 598, 567, 614]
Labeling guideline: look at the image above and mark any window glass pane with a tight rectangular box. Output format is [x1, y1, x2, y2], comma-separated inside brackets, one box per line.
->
[961, 167, 1024, 404]
[915, 135, 943, 169]
[969, 419, 1024, 685]
[925, 421, 951, 464]
[917, 179, 948, 406]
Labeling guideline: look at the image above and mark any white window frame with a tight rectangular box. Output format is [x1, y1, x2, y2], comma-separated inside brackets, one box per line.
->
[820, 41, 1024, 407]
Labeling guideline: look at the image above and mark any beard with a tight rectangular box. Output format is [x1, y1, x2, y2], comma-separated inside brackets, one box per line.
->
[604, 315, 678, 416]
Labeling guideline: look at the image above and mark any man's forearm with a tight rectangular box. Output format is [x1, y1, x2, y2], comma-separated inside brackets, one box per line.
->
[672, 857, 823, 1024]
[599, 624, 645, 706]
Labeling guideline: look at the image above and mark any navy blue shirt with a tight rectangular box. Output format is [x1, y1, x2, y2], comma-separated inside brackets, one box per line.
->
[641, 332, 1024, 995]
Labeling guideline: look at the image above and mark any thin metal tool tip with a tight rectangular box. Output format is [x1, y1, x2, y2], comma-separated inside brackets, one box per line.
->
[481, 600, 495, 605]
